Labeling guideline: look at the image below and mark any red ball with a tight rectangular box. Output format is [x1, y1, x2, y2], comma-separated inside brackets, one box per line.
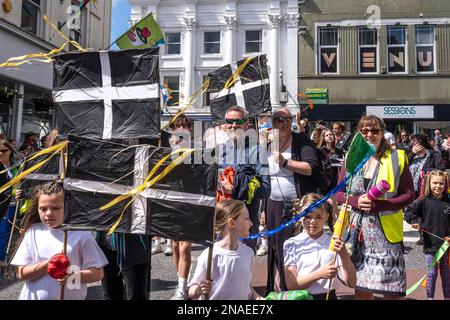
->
[47, 253, 70, 279]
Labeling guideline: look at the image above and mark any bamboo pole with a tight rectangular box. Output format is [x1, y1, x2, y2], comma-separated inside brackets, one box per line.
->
[59, 230, 68, 300]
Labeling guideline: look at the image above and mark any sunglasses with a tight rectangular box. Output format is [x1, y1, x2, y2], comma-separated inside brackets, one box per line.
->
[360, 128, 381, 135]
[273, 116, 293, 123]
[225, 118, 247, 125]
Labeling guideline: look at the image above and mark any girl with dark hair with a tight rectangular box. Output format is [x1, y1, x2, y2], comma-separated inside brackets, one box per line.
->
[10, 181, 107, 300]
[335, 115, 415, 299]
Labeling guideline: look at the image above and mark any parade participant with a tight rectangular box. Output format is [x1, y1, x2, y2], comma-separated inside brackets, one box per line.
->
[408, 133, 445, 245]
[284, 193, 356, 300]
[266, 107, 319, 293]
[188, 200, 263, 300]
[335, 115, 415, 300]
[217, 106, 271, 252]
[320, 129, 344, 192]
[396, 130, 411, 153]
[407, 169, 450, 300]
[0, 140, 18, 263]
[11, 181, 107, 300]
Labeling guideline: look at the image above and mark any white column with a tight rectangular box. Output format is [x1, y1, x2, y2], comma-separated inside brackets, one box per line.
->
[267, 14, 282, 108]
[284, 13, 299, 110]
[224, 15, 237, 64]
[11, 82, 24, 142]
[182, 16, 196, 106]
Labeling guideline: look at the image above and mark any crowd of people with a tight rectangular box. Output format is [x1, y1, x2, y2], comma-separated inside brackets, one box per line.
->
[0, 107, 449, 301]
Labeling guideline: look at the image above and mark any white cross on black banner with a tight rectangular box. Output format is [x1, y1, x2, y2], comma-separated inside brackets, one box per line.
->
[208, 54, 271, 125]
[53, 48, 161, 140]
[62, 136, 217, 246]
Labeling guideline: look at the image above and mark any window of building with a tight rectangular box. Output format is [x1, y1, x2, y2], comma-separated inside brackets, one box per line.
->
[318, 27, 338, 74]
[358, 27, 378, 74]
[21, 0, 42, 36]
[202, 76, 210, 107]
[204, 31, 221, 54]
[165, 32, 181, 55]
[415, 25, 435, 73]
[164, 76, 179, 107]
[245, 30, 262, 53]
[69, 0, 87, 50]
[387, 26, 407, 73]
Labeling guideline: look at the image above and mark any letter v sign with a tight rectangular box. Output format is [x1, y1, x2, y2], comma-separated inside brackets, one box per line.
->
[322, 52, 336, 68]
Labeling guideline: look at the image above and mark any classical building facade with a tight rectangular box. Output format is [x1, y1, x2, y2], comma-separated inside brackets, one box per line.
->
[298, 0, 450, 135]
[129, 0, 299, 123]
[0, 0, 111, 141]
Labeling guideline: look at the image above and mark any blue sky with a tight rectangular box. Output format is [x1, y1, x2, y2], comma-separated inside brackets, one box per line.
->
[110, 0, 131, 50]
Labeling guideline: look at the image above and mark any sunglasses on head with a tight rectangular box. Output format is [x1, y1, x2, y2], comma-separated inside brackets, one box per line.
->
[273, 116, 293, 123]
[225, 118, 247, 125]
[360, 128, 381, 135]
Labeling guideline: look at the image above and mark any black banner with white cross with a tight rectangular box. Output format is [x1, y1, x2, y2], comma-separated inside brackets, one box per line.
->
[208, 54, 271, 125]
[62, 136, 217, 246]
[20, 154, 62, 195]
[53, 48, 161, 140]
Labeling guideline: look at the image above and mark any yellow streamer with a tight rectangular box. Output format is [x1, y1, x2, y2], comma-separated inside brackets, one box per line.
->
[43, 15, 86, 52]
[103, 148, 195, 234]
[162, 80, 210, 131]
[224, 56, 255, 89]
[0, 142, 68, 194]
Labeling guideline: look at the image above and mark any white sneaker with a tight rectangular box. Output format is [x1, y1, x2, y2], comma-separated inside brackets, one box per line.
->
[151, 243, 163, 255]
[170, 288, 188, 300]
[256, 245, 268, 256]
[164, 245, 173, 256]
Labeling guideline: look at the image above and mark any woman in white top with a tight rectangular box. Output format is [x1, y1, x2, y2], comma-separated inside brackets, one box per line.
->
[266, 108, 320, 294]
[284, 193, 356, 300]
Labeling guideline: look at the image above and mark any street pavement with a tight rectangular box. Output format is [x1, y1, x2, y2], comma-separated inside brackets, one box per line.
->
[0, 222, 446, 300]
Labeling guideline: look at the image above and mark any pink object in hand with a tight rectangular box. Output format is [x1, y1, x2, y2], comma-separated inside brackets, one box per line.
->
[367, 180, 390, 200]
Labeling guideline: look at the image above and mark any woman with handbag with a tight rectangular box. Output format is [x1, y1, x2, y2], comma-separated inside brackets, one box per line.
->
[335, 115, 415, 300]
[265, 108, 319, 293]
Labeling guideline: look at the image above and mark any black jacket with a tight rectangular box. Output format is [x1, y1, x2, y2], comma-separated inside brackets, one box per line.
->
[408, 150, 445, 172]
[408, 195, 450, 254]
[291, 132, 320, 196]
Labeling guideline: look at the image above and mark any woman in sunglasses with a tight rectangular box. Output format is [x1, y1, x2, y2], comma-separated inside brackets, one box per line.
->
[335, 115, 415, 300]
[265, 108, 320, 293]
[0, 139, 19, 264]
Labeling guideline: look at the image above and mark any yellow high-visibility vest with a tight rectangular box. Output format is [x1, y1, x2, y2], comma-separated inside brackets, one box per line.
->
[376, 149, 408, 243]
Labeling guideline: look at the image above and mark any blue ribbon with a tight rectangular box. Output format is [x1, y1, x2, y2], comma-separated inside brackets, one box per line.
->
[241, 154, 371, 241]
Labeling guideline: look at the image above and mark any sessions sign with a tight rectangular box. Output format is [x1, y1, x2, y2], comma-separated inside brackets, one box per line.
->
[366, 105, 434, 119]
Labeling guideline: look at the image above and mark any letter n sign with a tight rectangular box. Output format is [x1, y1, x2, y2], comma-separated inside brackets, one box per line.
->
[388, 47, 405, 73]
[417, 46, 434, 72]
[320, 48, 337, 73]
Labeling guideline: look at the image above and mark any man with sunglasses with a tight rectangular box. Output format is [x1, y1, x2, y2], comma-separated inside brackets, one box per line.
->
[217, 106, 271, 252]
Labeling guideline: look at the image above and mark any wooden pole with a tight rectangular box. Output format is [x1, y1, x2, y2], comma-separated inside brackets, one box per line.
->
[59, 230, 68, 300]
[204, 209, 217, 300]
[5, 201, 20, 260]
[325, 177, 353, 300]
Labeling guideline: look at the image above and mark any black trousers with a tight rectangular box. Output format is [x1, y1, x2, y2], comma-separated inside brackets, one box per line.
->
[101, 246, 150, 300]
[265, 199, 294, 294]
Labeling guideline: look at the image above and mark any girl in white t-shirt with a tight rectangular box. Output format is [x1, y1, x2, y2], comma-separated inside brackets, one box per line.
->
[283, 193, 356, 300]
[188, 200, 263, 300]
[10, 181, 108, 300]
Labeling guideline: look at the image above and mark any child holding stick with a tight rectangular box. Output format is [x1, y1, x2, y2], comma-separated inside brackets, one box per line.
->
[188, 200, 263, 300]
[10, 181, 108, 300]
[408, 169, 450, 300]
[284, 193, 356, 300]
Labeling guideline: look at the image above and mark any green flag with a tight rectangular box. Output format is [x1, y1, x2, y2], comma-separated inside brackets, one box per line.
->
[345, 132, 376, 174]
[115, 13, 164, 49]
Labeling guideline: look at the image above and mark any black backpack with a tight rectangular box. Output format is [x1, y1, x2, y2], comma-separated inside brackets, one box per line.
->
[315, 148, 333, 194]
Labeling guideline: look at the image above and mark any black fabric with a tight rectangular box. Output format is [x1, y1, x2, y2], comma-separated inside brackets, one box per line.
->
[53, 51, 102, 90]
[63, 136, 217, 245]
[108, 48, 160, 86]
[231, 165, 261, 205]
[112, 99, 159, 139]
[20, 154, 61, 197]
[56, 101, 104, 139]
[407, 195, 450, 254]
[208, 54, 271, 125]
[53, 48, 161, 140]
[291, 131, 320, 197]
